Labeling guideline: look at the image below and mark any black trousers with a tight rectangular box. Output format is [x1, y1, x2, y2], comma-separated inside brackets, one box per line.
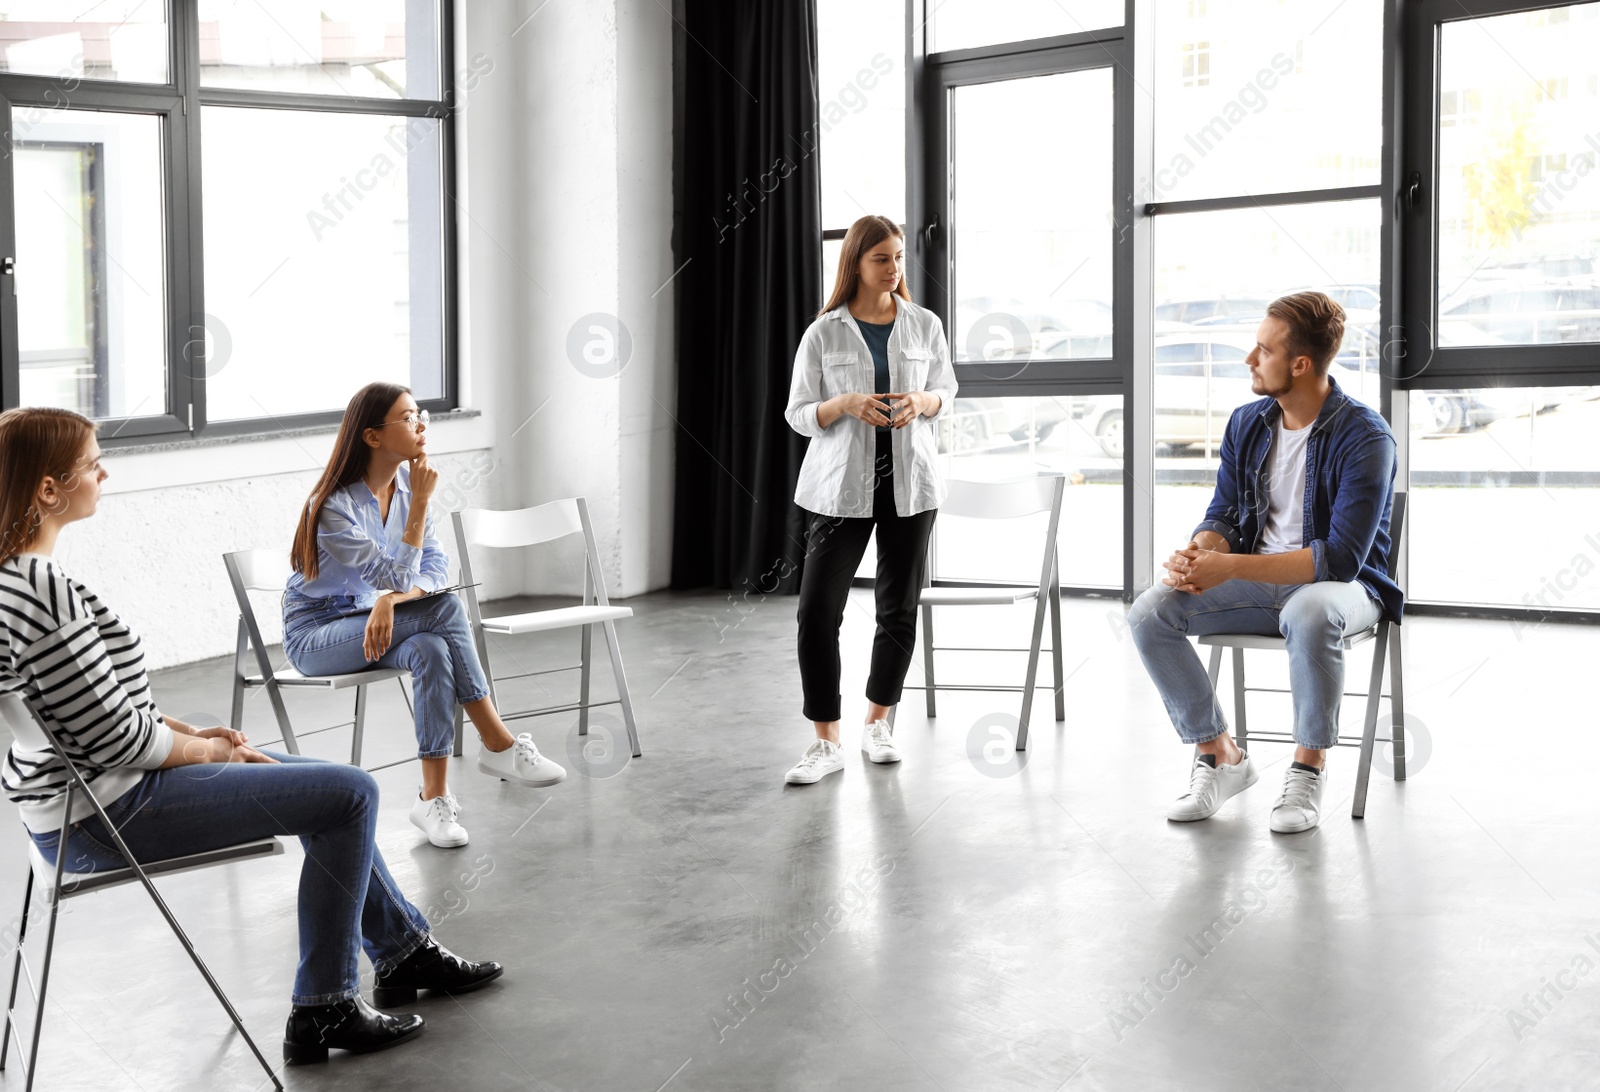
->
[796, 431, 938, 722]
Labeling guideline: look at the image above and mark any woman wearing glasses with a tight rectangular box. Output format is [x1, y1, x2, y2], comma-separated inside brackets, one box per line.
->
[284, 383, 564, 849]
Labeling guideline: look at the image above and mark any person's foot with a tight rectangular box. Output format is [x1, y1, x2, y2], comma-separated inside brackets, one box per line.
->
[1269, 761, 1325, 833]
[372, 938, 505, 1008]
[478, 733, 567, 786]
[1167, 749, 1257, 821]
[410, 792, 469, 848]
[282, 996, 424, 1064]
[784, 738, 844, 784]
[860, 719, 901, 764]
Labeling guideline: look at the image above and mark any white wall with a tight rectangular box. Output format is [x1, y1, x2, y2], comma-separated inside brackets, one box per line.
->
[56, 0, 676, 672]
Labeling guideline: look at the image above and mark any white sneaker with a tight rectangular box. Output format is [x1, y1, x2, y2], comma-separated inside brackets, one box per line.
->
[1167, 750, 1257, 822]
[478, 733, 567, 787]
[1269, 762, 1326, 833]
[860, 719, 901, 764]
[410, 792, 469, 848]
[784, 739, 844, 784]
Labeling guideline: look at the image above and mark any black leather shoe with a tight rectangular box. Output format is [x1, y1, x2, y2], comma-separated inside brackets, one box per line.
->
[282, 996, 424, 1065]
[372, 937, 504, 1007]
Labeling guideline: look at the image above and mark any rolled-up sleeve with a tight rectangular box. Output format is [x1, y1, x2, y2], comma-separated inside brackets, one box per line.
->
[785, 327, 827, 438]
[1311, 431, 1395, 583]
[924, 319, 957, 421]
[317, 502, 425, 594]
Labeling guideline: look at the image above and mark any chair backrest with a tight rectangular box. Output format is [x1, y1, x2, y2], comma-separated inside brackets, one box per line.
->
[224, 549, 292, 594]
[457, 500, 583, 549]
[941, 476, 1065, 520]
[1387, 490, 1407, 578]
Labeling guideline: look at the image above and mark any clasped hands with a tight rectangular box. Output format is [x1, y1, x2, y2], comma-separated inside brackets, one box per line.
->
[841, 390, 933, 429]
[1161, 540, 1235, 594]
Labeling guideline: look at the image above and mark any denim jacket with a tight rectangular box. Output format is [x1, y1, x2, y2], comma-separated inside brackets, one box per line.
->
[1195, 377, 1403, 622]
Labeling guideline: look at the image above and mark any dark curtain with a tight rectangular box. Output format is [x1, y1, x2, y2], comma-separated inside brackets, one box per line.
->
[671, 0, 821, 596]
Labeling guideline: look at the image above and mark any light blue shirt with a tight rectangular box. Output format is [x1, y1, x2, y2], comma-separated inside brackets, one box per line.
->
[285, 464, 450, 610]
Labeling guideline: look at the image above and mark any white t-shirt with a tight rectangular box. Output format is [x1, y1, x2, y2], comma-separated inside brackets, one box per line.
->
[1257, 417, 1311, 555]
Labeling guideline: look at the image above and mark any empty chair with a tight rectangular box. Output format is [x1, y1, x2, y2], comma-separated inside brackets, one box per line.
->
[452, 499, 641, 757]
[1199, 491, 1408, 819]
[904, 475, 1068, 751]
[223, 549, 454, 765]
[0, 697, 282, 1092]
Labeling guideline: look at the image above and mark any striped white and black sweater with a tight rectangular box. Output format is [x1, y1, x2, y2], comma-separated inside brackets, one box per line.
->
[1, 554, 174, 833]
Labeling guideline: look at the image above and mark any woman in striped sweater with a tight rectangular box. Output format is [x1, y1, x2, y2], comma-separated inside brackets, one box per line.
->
[0, 408, 501, 1065]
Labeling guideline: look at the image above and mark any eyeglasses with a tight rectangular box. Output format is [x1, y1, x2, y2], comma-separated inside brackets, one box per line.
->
[380, 410, 430, 432]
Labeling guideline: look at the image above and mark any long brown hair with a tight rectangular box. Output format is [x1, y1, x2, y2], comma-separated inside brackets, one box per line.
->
[0, 408, 97, 566]
[819, 215, 912, 317]
[291, 382, 410, 579]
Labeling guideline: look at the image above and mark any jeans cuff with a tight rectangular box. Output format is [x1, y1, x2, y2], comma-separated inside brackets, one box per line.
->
[1183, 726, 1230, 746]
[371, 930, 431, 977]
[292, 984, 363, 1007]
[456, 688, 489, 706]
[418, 746, 455, 759]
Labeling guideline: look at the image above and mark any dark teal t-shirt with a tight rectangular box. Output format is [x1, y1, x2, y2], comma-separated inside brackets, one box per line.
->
[856, 318, 894, 433]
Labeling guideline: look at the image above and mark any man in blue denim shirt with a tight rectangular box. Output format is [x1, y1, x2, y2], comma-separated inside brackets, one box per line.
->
[1129, 292, 1400, 834]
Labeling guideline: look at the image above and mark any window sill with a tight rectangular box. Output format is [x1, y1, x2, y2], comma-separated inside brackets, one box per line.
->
[106, 407, 483, 456]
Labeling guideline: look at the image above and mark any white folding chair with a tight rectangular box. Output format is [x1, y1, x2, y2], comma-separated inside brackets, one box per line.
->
[1200, 491, 1408, 819]
[0, 697, 283, 1091]
[904, 475, 1068, 751]
[451, 499, 641, 758]
[223, 550, 461, 766]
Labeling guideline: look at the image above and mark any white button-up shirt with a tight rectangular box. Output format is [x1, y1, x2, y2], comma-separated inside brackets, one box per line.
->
[785, 298, 958, 518]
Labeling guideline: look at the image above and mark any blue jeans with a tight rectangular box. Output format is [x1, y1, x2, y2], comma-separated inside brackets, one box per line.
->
[28, 753, 430, 1005]
[283, 591, 490, 759]
[1128, 579, 1382, 750]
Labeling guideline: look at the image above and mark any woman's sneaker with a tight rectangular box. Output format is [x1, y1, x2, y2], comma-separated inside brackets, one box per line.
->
[478, 733, 567, 786]
[784, 739, 844, 784]
[1167, 751, 1256, 821]
[860, 719, 901, 764]
[410, 792, 469, 848]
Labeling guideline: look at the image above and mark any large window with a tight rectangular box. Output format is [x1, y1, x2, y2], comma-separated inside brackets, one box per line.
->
[0, 1, 457, 438]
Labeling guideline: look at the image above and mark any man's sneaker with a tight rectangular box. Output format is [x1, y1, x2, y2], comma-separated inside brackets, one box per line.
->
[784, 739, 844, 784]
[478, 733, 567, 787]
[1167, 750, 1257, 822]
[410, 792, 469, 848]
[860, 719, 901, 764]
[1269, 762, 1325, 833]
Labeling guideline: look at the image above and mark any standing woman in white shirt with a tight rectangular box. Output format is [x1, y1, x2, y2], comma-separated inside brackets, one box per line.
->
[782, 215, 958, 785]
[283, 383, 565, 848]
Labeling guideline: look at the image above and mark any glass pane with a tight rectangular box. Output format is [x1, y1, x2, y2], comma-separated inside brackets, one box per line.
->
[817, 0, 905, 227]
[199, 0, 441, 99]
[931, 0, 1122, 52]
[1152, 0, 1382, 202]
[12, 110, 168, 420]
[1153, 201, 1382, 576]
[823, 236, 844, 309]
[951, 69, 1113, 364]
[1437, 3, 1600, 347]
[932, 395, 1122, 588]
[202, 107, 444, 421]
[1409, 386, 1600, 609]
[0, 2, 167, 83]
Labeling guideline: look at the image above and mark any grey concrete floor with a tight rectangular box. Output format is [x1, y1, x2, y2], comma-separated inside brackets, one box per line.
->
[0, 588, 1595, 1092]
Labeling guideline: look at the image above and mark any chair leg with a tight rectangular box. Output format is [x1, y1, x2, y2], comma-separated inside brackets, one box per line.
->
[578, 623, 593, 737]
[24, 837, 73, 1092]
[0, 870, 34, 1072]
[921, 604, 937, 719]
[453, 706, 465, 758]
[264, 678, 301, 756]
[229, 674, 246, 735]
[1352, 627, 1390, 820]
[1231, 647, 1248, 750]
[351, 685, 368, 767]
[1049, 579, 1066, 722]
[600, 620, 642, 757]
[1206, 645, 1223, 687]
[1389, 625, 1407, 781]
[1017, 594, 1050, 752]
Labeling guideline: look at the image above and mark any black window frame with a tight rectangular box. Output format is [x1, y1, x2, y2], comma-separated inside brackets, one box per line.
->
[0, 0, 459, 445]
